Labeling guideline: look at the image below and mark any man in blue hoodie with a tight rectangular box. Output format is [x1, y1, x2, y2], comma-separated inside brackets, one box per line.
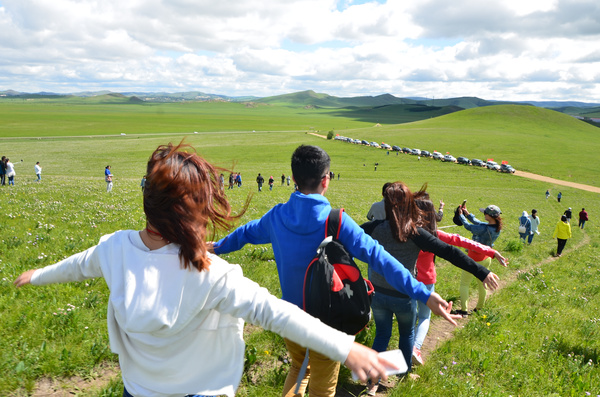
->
[213, 145, 458, 397]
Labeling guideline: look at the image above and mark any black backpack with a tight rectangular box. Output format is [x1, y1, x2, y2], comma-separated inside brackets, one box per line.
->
[302, 208, 374, 336]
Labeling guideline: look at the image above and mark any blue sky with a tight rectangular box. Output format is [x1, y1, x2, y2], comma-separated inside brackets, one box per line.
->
[1, 0, 599, 102]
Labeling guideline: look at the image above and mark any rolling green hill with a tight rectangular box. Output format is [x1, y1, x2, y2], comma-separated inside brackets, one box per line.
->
[255, 90, 419, 107]
[336, 105, 600, 186]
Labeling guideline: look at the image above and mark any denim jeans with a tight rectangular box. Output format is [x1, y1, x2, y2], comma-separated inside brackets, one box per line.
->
[527, 232, 535, 244]
[371, 291, 416, 369]
[579, 220, 586, 229]
[414, 284, 435, 350]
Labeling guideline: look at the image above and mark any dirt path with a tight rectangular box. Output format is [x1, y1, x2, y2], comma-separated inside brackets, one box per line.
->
[514, 170, 600, 194]
[308, 132, 328, 139]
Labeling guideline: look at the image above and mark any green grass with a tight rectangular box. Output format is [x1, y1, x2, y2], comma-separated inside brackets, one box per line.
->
[1, 113, 599, 396]
[0, 99, 417, 138]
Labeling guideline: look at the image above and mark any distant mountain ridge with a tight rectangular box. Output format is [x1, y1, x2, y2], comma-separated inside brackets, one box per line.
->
[1, 89, 599, 112]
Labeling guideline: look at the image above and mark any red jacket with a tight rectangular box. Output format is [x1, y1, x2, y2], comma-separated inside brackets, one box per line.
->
[416, 230, 496, 284]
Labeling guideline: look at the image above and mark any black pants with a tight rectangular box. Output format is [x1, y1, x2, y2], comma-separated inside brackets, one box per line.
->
[557, 238, 568, 255]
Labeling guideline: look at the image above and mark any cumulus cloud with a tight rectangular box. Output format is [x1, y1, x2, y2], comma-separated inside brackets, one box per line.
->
[0, 0, 598, 101]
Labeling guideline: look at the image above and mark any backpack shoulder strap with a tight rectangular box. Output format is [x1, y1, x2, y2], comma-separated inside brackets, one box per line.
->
[325, 208, 344, 239]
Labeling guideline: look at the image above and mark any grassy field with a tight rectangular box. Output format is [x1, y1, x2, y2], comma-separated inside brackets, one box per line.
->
[1, 108, 599, 396]
[0, 96, 454, 138]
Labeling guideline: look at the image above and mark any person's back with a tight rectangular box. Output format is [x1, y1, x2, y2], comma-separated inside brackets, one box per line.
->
[213, 145, 457, 397]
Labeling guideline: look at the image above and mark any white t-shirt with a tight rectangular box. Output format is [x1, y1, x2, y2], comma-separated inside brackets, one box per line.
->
[31, 230, 353, 397]
[35, 164, 42, 174]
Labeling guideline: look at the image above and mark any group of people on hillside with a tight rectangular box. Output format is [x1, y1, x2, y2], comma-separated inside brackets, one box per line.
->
[228, 172, 242, 189]
[256, 173, 292, 191]
[0, 157, 42, 185]
[11, 142, 592, 397]
[519, 197, 591, 257]
[15, 143, 471, 397]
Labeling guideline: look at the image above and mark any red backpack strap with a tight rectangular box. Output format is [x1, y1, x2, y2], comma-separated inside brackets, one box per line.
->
[325, 208, 344, 239]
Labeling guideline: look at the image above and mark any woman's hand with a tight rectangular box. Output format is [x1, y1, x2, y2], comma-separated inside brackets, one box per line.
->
[344, 342, 393, 384]
[14, 269, 37, 288]
[493, 251, 509, 267]
[482, 272, 500, 290]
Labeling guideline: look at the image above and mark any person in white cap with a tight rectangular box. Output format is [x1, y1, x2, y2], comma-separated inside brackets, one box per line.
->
[457, 204, 503, 314]
[564, 207, 572, 223]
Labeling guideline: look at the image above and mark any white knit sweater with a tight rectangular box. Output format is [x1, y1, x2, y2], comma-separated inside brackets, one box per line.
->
[31, 230, 354, 397]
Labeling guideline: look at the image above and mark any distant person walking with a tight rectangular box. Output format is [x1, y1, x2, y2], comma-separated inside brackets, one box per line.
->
[228, 173, 234, 189]
[518, 211, 532, 243]
[564, 207, 572, 223]
[552, 215, 572, 257]
[1, 156, 7, 186]
[140, 176, 146, 192]
[286, 175, 291, 186]
[281, 173, 285, 185]
[256, 173, 264, 192]
[545, 189, 550, 199]
[236, 172, 242, 187]
[105, 165, 113, 192]
[528, 210, 540, 244]
[557, 192, 562, 202]
[34, 162, 42, 182]
[268, 175, 274, 191]
[578, 208, 588, 229]
[5, 158, 16, 186]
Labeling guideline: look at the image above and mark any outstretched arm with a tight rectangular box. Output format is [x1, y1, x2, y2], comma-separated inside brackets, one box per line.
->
[13, 269, 37, 288]
[493, 251, 508, 267]
[426, 292, 461, 326]
[345, 343, 396, 383]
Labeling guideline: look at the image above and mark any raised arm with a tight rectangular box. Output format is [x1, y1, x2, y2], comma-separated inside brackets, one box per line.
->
[412, 228, 499, 291]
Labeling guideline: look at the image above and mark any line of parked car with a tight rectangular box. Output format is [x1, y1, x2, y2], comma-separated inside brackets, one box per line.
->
[333, 135, 516, 173]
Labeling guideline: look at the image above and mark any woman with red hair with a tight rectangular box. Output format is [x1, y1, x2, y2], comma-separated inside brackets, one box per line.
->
[14, 141, 391, 397]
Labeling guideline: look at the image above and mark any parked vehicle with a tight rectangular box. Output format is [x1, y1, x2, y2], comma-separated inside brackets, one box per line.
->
[443, 154, 457, 162]
[457, 157, 470, 165]
[432, 152, 443, 160]
[361, 140, 369, 145]
[412, 149, 421, 156]
[402, 147, 412, 153]
[470, 158, 485, 167]
[420, 150, 431, 157]
[370, 142, 380, 148]
[392, 145, 401, 151]
[381, 143, 391, 150]
[486, 161, 500, 170]
[500, 164, 516, 173]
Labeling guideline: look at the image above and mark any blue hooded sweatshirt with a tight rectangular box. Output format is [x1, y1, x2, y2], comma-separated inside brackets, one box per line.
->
[214, 191, 430, 308]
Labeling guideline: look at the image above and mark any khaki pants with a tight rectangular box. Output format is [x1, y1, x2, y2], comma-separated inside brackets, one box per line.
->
[282, 339, 340, 397]
[459, 257, 491, 311]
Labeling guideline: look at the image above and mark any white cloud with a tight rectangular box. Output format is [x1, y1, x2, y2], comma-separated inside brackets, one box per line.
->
[0, 0, 598, 102]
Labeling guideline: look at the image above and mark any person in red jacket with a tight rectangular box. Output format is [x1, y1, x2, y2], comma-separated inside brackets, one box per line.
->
[412, 197, 508, 365]
[579, 208, 589, 229]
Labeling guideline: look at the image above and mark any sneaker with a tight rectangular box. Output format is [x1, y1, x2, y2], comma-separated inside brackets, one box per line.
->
[412, 347, 423, 366]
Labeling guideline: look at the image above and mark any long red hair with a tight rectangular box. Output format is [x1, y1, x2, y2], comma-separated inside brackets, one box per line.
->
[384, 182, 423, 242]
[143, 141, 247, 271]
